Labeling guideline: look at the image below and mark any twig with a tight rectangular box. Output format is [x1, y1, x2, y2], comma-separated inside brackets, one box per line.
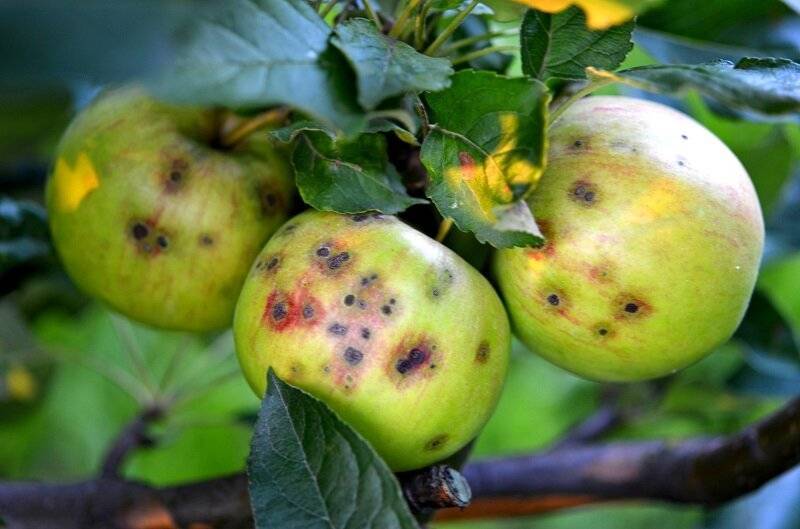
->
[220, 108, 290, 148]
[399, 465, 471, 514]
[0, 398, 797, 527]
[388, 0, 421, 38]
[101, 407, 163, 479]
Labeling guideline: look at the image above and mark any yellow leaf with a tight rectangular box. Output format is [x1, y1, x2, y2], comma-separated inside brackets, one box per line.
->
[53, 152, 100, 212]
[514, 0, 634, 29]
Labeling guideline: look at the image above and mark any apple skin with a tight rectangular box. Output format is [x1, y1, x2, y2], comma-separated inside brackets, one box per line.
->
[493, 96, 764, 382]
[234, 210, 510, 471]
[46, 87, 293, 332]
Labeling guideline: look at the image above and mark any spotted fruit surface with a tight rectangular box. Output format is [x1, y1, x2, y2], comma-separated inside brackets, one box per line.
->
[234, 210, 510, 470]
[46, 87, 293, 332]
[494, 96, 764, 381]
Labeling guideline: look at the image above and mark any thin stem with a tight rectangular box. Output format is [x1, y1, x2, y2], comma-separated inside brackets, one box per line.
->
[414, 0, 432, 50]
[368, 109, 418, 134]
[548, 79, 614, 128]
[389, 0, 421, 38]
[361, 0, 381, 29]
[220, 107, 290, 148]
[318, 0, 339, 18]
[423, 0, 480, 55]
[436, 218, 454, 242]
[439, 28, 517, 55]
[451, 45, 518, 65]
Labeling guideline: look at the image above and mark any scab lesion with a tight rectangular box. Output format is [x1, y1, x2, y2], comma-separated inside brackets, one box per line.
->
[570, 180, 598, 207]
[128, 220, 171, 256]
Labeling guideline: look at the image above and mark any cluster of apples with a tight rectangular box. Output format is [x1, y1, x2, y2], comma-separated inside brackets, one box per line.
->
[46, 88, 763, 470]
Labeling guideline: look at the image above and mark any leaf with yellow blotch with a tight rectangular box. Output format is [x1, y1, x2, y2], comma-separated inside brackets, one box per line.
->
[52, 152, 100, 212]
[513, 0, 661, 29]
[420, 71, 549, 248]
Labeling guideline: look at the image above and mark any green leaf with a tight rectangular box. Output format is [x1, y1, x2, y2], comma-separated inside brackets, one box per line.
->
[420, 70, 549, 248]
[248, 370, 419, 529]
[520, 7, 634, 81]
[153, 0, 365, 134]
[594, 58, 800, 118]
[293, 131, 425, 214]
[0, 197, 50, 273]
[331, 18, 453, 110]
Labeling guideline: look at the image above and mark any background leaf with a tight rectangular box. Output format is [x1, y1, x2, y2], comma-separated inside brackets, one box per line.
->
[248, 371, 419, 529]
[331, 18, 453, 109]
[520, 6, 634, 81]
[420, 71, 549, 247]
[0, 197, 50, 274]
[153, 0, 365, 134]
[292, 131, 425, 214]
[594, 58, 800, 118]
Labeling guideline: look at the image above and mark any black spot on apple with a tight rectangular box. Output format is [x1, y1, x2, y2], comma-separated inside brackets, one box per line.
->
[361, 327, 371, 339]
[316, 246, 330, 257]
[156, 235, 169, 249]
[344, 346, 363, 365]
[131, 223, 148, 240]
[199, 234, 214, 246]
[624, 303, 639, 314]
[164, 158, 188, 192]
[681, 134, 688, 140]
[547, 294, 560, 306]
[272, 302, 288, 321]
[598, 328, 609, 336]
[424, 434, 449, 451]
[327, 252, 350, 270]
[328, 322, 348, 336]
[302, 304, 315, 319]
[571, 180, 597, 206]
[266, 256, 279, 271]
[381, 305, 392, 315]
[344, 294, 355, 306]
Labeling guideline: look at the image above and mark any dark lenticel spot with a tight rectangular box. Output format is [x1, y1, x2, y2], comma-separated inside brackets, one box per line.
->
[344, 294, 355, 306]
[547, 294, 560, 306]
[302, 305, 314, 319]
[624, 303, 639, 314]
[316, 246, 330, 257]
[361, 328, 371, 339]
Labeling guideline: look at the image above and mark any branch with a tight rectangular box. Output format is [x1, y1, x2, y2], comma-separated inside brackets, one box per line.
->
[101, 407, 162, 479]
[0, 398, 797, 527]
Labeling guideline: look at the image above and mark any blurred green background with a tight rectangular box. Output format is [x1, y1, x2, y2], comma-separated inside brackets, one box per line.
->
[1, 1, 800, 528]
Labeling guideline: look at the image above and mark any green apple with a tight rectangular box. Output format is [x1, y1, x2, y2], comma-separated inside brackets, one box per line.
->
[494, 96, 764, 382]
[46, 87, 293, 332]
[234, 210, 510, 470]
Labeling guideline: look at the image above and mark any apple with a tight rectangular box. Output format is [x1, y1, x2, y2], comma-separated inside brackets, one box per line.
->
[234, 210, 510, 470]
[493, 96, 764, 381]
[46, 87, 293, 332]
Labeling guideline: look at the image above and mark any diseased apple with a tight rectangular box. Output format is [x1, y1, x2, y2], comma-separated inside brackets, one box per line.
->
[46, 87, 293, 332]
[234, 210, 510, 471]
[494, 96, 764, 382]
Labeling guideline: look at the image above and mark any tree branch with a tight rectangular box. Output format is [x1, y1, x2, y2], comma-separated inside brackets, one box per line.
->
[101, 407, 162, 479]
[0, 398, 797, 527]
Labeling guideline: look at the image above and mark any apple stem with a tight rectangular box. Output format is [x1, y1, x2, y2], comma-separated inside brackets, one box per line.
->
[436, 217, 454, 242]
[220, 108, 290, 148]
[423, 0, 480, 56]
